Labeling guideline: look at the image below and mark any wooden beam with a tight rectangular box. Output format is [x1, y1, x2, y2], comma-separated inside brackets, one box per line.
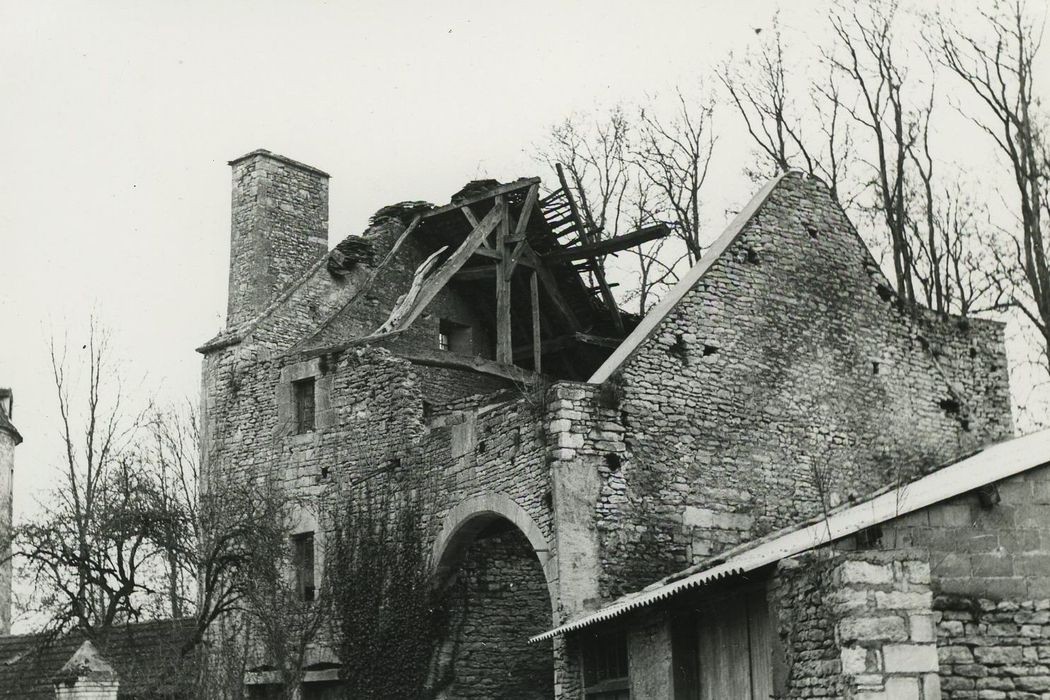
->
[392, 201, 504, 330]
[531, 271, 542, 374]
[555, 163, 624, 334]
[422, 178, 541, 221]
[495, 194, 513, 365]
[525, 249, 581, 332]
[543, 224, 670, 262]
[397, 349, 538, 385]
[514, 184, 540, 238]
[453, 265, 498, 281]
[512, 332, 622, 361]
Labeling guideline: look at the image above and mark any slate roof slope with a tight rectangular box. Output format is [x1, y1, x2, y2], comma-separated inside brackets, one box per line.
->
[0, 619, 198, 698]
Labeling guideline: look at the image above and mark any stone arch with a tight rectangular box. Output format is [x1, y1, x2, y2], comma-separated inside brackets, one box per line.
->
[432, 492, 557, 612]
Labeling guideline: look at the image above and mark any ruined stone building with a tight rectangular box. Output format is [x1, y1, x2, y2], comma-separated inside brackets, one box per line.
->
[198, 149, 1050, 699]
[0, 388, 19, 637]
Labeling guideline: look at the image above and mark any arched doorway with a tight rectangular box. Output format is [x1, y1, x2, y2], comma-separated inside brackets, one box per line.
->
[431, 496, 556, 700]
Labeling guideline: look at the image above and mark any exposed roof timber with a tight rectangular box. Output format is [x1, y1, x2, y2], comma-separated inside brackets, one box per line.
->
[525, 249, 581, 331]
[421, 178, 541, 221]
[588, 172, 793, 384]
[530, 428, 1050, 642]
[454, 265, 499, 281]
[385, 201, 505, 332]
[396, 349, 539, 385]
[542, 224, 670, 262]
[512, 332, 621, 361]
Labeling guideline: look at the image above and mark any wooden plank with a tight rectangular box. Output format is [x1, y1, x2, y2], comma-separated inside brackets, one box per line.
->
[573, 332, 621, 349]
[514, 184, 540, 238]
[543, 224, 670, 262]
[393, 201, 504, 330]
[454, 265, 498, 281]
[495, 194, 513, 365]
[422, 178, 540, 221]
[472, 246, 501, 260]
[461, 206, 480, 228]
[525, 249, 580, 331]
[396, 349, 538, 385]
[531, 272, 542, 374]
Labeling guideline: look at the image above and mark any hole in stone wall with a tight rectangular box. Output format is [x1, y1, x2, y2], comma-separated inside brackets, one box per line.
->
[957, 318, 971, 331]
[918, 336, 930, 351]
[320, 465, 330, 479]
[668, 334, 689, 364]
[939, 398, 961, 415]
[806, 224, 819, 239]
[478, 440, 487, 454]
[605, 453, 622, 473]
[969, 347, 978, 359]
[542, 490, 553, 510]
[875, 284, 894, 302]
[746, 247, 760, 264]
[702, 344, 719, 357]
[960, 418, 971, 432]
[855, 524, 883, 549]
[871, 361, 880, 375]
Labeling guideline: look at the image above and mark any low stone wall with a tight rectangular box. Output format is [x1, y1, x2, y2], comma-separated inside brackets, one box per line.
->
[936, 594, 1050, 699]
[773, 548, 941, 699]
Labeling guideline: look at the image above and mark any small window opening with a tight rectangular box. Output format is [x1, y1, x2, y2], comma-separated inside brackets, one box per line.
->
[291, 532, 316, 602]
[293, 378, 316, 434]
[582, 630, 629, 699]
[439, 319, 472, 354]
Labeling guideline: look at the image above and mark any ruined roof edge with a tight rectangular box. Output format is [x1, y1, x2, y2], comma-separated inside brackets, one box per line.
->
[530, 427, 1050, 642]
[587, 170, 796, 384]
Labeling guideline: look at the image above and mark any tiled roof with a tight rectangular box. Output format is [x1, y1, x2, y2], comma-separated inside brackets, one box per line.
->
[0, 619, 198, 698]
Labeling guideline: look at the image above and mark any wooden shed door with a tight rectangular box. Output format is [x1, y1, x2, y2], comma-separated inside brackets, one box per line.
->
[696, 587, 772, 699]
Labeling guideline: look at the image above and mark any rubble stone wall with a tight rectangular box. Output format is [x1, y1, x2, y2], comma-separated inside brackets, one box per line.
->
[0, 429, 12, 636]
[881, 463, 1050, 698]
[444, 527, 554, 700]
[772, 549, 940, 700]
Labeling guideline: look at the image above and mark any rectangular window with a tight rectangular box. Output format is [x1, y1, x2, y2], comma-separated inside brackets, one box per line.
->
[438, 319, 472, 354]
[582, 630, 630, 699]
[292, 532, 315, 602]
[293, 378, 316, 434]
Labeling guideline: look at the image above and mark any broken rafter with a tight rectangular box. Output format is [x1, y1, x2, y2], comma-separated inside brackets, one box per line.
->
[424, 178, 540, 221]
[554, 163, 624, 334]
[543, 224, 670, 262]
[511, 332, 622, 361]
[383, 200, 505, 332]
[495, 194, 513, 364]
[397, 349, 538, 385]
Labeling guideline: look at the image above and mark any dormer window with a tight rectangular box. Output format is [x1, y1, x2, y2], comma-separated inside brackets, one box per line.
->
[293, 378, 316, 434]
[438, 319, 471, 354]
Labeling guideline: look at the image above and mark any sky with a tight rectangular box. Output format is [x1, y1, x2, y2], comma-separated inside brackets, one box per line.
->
[0, 0, 1046, 528]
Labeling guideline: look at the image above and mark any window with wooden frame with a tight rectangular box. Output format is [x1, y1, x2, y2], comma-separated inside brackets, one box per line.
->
[582, 629, 630, 699]
[291, 532, 316, 602]
[292, 377, 316, 434]
[438, 318, 471, 354]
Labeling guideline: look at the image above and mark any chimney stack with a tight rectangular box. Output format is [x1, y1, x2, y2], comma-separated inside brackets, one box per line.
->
[226, 150, 330, 328]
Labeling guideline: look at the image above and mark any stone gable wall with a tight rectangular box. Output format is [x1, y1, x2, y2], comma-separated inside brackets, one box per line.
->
[598, 172, 1012, 597]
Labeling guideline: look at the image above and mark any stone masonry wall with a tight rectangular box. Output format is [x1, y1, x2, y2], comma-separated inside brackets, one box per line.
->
[772, 549, 940, 700]
[444, 527, 554, 700]
[880, 462, 1050, 697]
[599, 171, 1012, 598]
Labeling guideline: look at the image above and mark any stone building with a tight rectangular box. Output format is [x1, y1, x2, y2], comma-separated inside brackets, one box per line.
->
[0, 387, 21, 637]
[197, 150, 1036, 699]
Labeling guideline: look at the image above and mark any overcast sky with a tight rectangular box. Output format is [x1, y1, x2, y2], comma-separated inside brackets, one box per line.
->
[1, 0, 1045, 527]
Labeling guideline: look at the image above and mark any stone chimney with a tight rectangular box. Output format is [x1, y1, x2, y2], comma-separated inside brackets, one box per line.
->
[53, 640, 120, 700]
[226, 149, 330, 328]
[0, 387, 20, 636]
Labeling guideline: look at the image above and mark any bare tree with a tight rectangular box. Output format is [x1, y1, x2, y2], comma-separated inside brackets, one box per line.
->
[939, 0, 1050, 371]
[15, 320, 167, 638]
[719, 19, 856, 203]
[633, 89, 717, 265]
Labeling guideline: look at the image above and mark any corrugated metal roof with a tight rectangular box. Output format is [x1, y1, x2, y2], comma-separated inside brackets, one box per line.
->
[531, 428, 1050, 642]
